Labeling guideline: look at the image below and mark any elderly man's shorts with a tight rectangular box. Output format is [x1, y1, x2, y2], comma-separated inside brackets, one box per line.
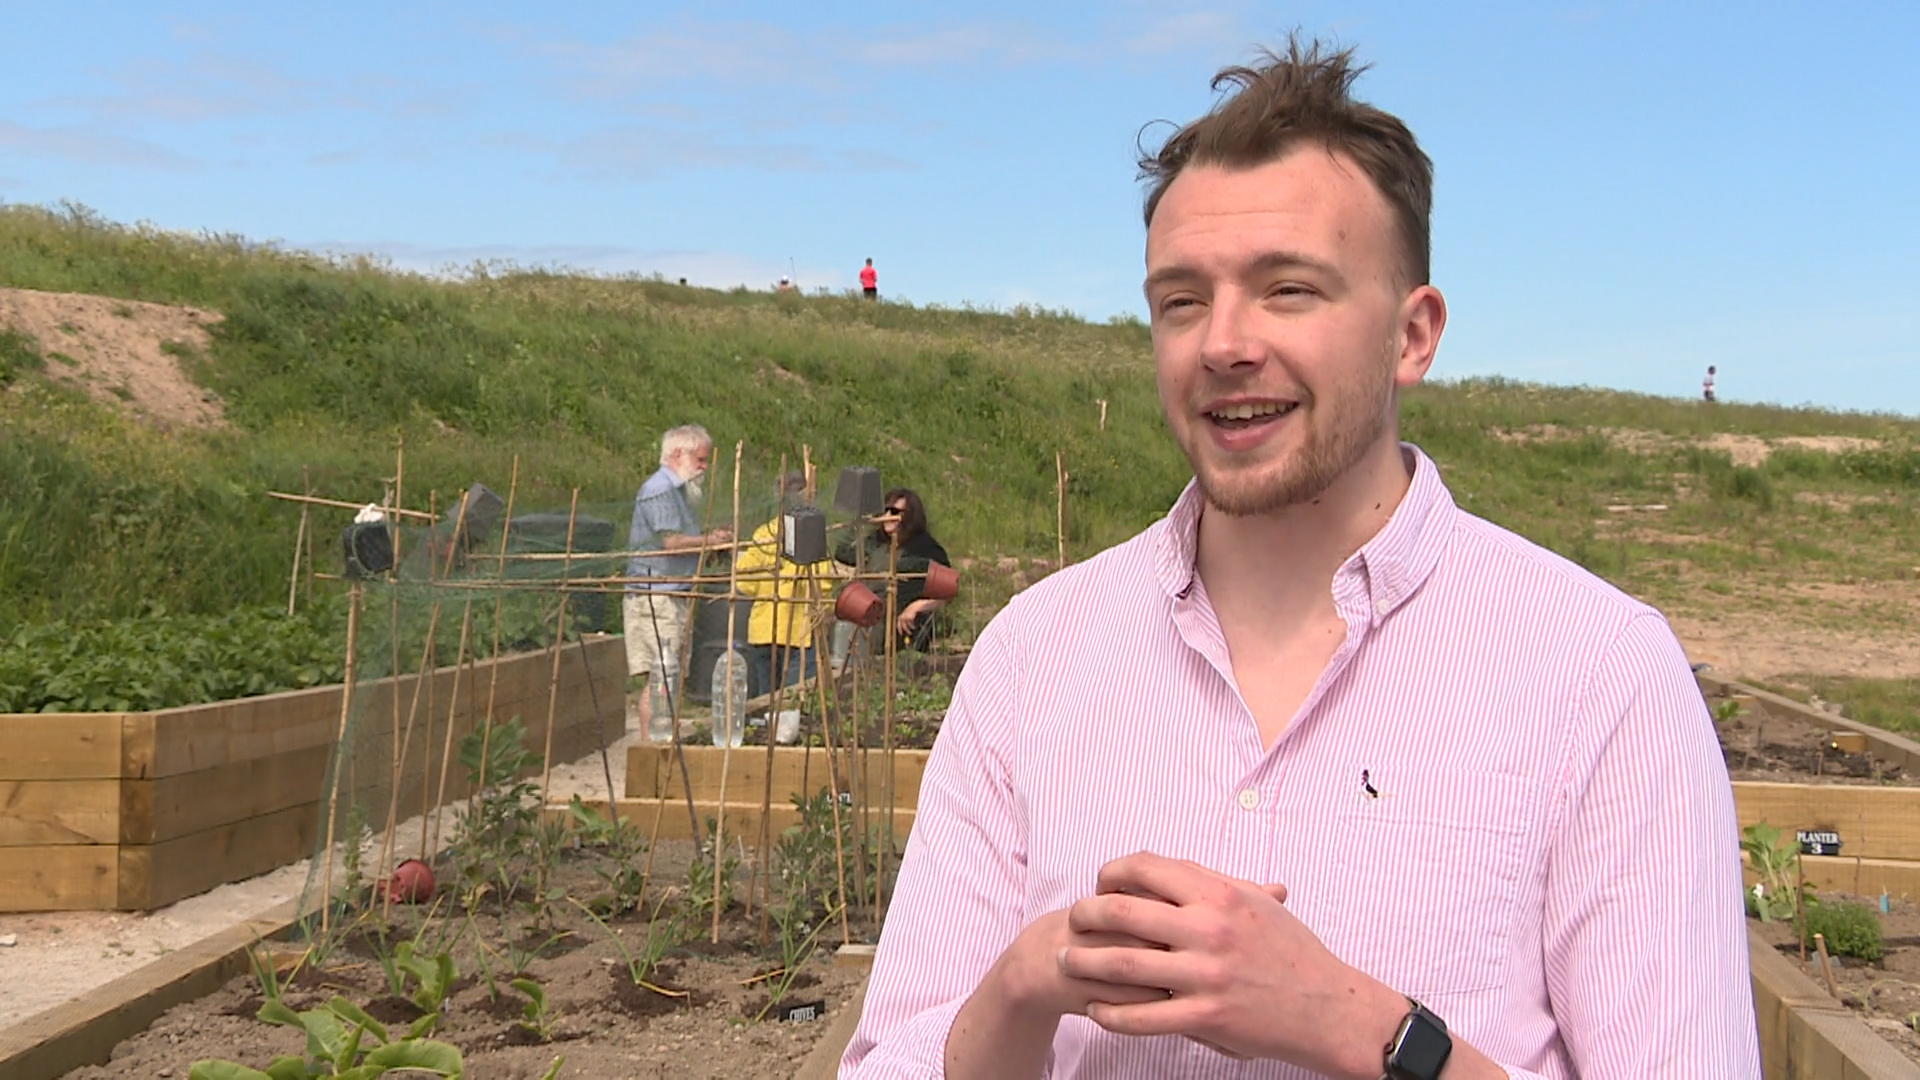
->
[623, 593, 689, 677]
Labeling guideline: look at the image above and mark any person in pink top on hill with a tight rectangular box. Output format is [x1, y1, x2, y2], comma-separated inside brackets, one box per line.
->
[843, 35, 1758, 1080]
[860, 257, 878, 300]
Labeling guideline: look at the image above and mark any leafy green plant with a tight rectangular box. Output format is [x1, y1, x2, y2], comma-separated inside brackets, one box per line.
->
[0, 605, 344, 713]
[510, 977, 557, 1042]
[1712, 700, 1742, 724]
[685, 825, 740, 926]
[189, 994, 463, 1078]
[1741, 822, 1805, 924]
[395, 942, 458, 1014]
[449, 717, 542, 908]
[568, 796, 649, 915]
[1804, 898, 1886, 961]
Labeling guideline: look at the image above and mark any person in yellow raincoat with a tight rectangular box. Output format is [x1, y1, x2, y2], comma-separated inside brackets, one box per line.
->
[736, 472, 836, 703]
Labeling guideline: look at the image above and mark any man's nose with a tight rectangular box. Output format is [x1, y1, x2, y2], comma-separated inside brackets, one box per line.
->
[1198, 292, 1264, 373]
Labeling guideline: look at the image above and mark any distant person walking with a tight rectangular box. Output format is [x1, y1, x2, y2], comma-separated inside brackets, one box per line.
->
[860, 258, 878, 300]
[1703, 365, 1717, 402]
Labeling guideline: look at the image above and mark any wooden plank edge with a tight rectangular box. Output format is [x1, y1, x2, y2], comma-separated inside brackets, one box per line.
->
[0, 897, 302, 1080]
[791, 977, 867, 1080]
[1704, 676, 1920, 775]
[1747, 924, 1920, 1079]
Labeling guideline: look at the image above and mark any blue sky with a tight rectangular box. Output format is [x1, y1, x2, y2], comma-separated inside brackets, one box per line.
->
[4, 2, 1917, 414]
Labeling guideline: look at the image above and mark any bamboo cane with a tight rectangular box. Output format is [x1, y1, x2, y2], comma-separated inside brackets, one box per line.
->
[810, 564, 853, 947]
[421, 490, 474, 858]
[1056, 449, 1069, 569]
[711, 441, 745, 943]
[751, 454, 788, 940]
[538, 489, 582, 800]
[268, 490, 437, 521]
[287, 498, 310, 616]
[477, 456, 520, 805]
[319, 582, 363, 943]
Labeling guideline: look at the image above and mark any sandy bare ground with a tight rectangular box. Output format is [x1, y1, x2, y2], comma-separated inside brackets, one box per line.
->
[1672, 615, 1920, 682]
[0, 286, 224, 428]
[1494, 423, 1880, 467]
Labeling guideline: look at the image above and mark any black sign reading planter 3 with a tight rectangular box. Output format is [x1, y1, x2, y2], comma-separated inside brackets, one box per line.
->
[1798, 830, 1843, 856]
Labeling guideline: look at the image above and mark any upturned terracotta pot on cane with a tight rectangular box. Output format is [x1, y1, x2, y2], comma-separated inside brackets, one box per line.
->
[836, 581, 884, 627]
[922, 561, 961, 601]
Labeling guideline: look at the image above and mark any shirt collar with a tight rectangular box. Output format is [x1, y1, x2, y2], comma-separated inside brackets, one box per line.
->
[652, 464, 689, 490]
[1153, 443, 1456, 619]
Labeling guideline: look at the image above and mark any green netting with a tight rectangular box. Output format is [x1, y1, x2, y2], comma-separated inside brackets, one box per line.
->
[284, 457, 924, 942]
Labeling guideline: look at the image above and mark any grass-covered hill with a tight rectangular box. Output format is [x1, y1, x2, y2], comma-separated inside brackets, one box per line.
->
[6, 202, 1920, 721]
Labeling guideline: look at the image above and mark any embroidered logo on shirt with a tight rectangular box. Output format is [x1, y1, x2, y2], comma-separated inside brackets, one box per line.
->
[1360, 769, 1381, 800]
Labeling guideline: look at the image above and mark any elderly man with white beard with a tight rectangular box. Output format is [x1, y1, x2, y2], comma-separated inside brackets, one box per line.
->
[623, 423, 733, 740]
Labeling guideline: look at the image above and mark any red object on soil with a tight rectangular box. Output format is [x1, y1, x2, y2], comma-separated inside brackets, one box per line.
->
[384, 858, 436, 903]
[836, 582, 884, 627]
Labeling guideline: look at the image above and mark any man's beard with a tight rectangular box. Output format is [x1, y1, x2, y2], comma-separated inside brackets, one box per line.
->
[1190, 339, 1397, 518]
[683, 477, 704, 505]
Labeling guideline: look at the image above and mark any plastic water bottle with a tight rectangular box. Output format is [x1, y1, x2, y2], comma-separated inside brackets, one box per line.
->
[646, 664, 677, 744]
[711, 648, 747, 748]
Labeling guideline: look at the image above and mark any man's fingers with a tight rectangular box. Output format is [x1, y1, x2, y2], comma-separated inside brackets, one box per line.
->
[1084, 997, 1208, 1039]
[1059, 942, 1187, 993]
[1068, 892, 1186, 947]
[1095, 851, 1251, 906]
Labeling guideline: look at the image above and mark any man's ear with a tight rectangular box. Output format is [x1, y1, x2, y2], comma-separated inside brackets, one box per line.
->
[1394, 285, 1446, 389]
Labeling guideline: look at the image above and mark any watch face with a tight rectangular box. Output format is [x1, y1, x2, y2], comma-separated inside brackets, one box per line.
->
[1390, 1012, 1453, 1080]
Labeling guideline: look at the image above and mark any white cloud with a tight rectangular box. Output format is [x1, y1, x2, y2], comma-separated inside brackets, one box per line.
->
[0, 121, 200, 170]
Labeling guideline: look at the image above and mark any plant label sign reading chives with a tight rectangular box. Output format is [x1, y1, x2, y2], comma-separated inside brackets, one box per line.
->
[1798, 830, 1843, 856]
[778, 999, 827, 1024]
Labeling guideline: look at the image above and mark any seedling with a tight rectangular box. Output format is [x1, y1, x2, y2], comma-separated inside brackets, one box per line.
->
[511, 977, 557, 1042]
[571, 896, 687, 997]
[395, 941, 459, 1015]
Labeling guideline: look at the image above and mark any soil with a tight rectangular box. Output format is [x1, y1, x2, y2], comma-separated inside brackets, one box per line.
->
[0, 285, 224, 429]
[1750, 898, 1920, 1065]
[59, 839, 869, 1080]
[1716, 700, 1918, 787]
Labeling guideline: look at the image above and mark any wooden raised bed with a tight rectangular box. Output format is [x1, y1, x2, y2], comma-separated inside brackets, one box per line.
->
[0, 637, 624, 912]
[558, 744, 927, 842]
[1699, 671, 1920, 899]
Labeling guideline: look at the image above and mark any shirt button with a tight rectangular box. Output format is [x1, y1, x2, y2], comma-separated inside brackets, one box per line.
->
[1374, 598, 1392, 616]
[1237, 789, 1260, 810]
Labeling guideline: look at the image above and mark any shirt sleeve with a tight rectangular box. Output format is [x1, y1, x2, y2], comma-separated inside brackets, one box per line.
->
[841, 620, 1032, 1077]
[1536, 613, 1760, 1077]
[735, 525, 777, 601]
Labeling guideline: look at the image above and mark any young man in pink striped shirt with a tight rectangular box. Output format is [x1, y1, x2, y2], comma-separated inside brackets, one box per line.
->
[844, 38, 1758, 1080]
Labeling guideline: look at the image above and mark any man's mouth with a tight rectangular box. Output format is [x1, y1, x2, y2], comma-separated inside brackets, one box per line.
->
[1205, 401, 1297, 429]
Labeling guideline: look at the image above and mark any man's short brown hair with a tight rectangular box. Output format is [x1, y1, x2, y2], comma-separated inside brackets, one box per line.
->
[1139, 37, 1433, 287]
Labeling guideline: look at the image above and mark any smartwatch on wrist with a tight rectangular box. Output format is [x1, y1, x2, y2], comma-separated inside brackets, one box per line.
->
[1382, 997, 1452, 1080]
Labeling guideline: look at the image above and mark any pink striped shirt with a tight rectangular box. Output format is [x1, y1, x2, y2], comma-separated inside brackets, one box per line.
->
[843, 446, 1758, 1079]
